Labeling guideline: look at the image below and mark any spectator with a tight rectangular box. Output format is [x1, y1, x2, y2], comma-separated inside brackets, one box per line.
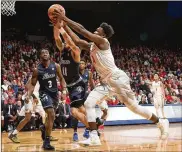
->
[3, 95, 17, 132]
[139, 95, 148, 105]
[55, 91, 71, 129]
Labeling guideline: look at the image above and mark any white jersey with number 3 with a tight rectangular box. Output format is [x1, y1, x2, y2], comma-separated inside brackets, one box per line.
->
[90, 40, 118, 79]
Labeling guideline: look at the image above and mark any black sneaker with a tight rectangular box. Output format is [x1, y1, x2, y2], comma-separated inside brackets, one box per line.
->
[39, 125, 45, 140]
[42, 143, 55, 150]
[96, 117, 104, 127]
[42, 137, 55, 150]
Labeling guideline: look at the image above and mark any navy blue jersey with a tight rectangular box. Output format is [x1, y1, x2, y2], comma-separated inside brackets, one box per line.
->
[37, 62, 58, 96]
[80, 69, 90, 89]
[60, 48, 80, 84]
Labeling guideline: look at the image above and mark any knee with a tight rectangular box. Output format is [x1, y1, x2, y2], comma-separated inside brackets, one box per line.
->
[102, 109, 108, 116]
[25, 114, 31, 122]
[47, 109, 55, 121]
[71, 108, 78, 117]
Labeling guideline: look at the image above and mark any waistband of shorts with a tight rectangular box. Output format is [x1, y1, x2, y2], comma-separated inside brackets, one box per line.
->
[67, 77, 83, 87]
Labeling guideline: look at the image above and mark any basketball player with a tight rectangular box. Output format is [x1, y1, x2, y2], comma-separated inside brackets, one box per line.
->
[53, 26, 89, 141]
[8, 79, 46, 143]
[25, 49, 66, 150]
[8, 93, 45, 143]
[79, 60, 108, 128]
[151, 74, 166, 119]
[53, 11, 169, 145]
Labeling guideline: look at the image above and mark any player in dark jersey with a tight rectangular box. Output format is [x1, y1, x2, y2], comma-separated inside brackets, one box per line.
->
[53, 25, 90, 141]
[25, 49, 66, 150]
[79, 59, 95, 93]
[79, 60, 108, 131]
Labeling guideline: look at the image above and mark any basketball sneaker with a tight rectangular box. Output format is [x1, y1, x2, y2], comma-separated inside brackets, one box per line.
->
[83, 128, 90, 139]
[79, 130, 101, 146]
[8, 133, 20, 143]
[40, 124, 58, 141]
[42, 137, 55, 150]
[73, 132, 78, 141]
[39, 124, 46, 140]
[157, 118, 169, 140]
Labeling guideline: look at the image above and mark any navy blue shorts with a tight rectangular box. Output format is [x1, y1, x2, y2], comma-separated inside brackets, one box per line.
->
[39, 91, 59, 110]
[67, 80, 87, 108]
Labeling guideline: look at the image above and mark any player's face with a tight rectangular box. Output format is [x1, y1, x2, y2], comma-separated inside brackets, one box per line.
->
[94, 27, 105, 37]
[79, 61, 86, 70]
[41, 49, 50, 61]
[154, 74, 159, 80]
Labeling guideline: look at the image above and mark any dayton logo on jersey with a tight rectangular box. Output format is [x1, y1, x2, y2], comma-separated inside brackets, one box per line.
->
[42, 73, 56, 80]
[60, 57, 71, 65]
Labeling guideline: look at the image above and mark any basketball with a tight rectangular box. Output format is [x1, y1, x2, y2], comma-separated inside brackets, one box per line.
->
[48, 4, 65, 23]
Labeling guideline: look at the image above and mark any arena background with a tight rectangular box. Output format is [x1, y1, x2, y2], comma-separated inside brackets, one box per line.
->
[1, 0, 182, 125]
[2, 1, 182, 47]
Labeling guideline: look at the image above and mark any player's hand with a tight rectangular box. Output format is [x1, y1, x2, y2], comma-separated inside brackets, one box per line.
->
[52, 9, 65, 20]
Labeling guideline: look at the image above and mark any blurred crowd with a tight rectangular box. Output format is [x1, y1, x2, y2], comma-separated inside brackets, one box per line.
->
[1, 40, 182, 132]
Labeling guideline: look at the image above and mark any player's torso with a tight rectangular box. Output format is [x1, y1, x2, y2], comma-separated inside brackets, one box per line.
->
[90, 43, 118, 78]
[37, 62, 58, 94]
[152, 81, 162, 95]
[60, 48, 80, 84]
[80, 69, 89, 90]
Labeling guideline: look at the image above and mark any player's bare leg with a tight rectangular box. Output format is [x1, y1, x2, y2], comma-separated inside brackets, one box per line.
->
[71, 107, 89, 128]
[8, 112, 31, 143]
[42, 108, 55, 150]
[71, 106, 90, 141]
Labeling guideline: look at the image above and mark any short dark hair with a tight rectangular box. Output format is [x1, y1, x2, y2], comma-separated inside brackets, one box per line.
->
[39, 48, 49, 57]
[100, 22, 114, 38]
[80, 58, 86, 63]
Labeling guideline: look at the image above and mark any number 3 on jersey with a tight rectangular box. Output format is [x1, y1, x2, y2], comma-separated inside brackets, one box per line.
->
[62, 67, 67, 76]
[48, 80, 52, 88]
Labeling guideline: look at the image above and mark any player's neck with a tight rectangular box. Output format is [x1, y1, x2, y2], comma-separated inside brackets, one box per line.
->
[42, 60, 50, 68]
[80, 69, 85, 75]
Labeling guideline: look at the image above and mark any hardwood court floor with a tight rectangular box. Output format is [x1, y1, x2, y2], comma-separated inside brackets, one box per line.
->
[2, 123, 182, 152]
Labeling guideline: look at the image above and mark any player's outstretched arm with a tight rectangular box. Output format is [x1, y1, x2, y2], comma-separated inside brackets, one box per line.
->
[53, 10, 106, 46]
[55, 63, 67, 90]
[64, 25, 91, 51]
[54, 27, 64, 52]
[59, 27, 81, 55]
[89, 71, 95, 90]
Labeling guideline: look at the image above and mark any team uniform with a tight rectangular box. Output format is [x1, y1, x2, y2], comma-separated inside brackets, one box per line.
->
[151, 81, 165, 118]
[60, 48, 87, 108]
[80, 39, 169, 145]
[80, 69, 108, 111]
[19, 82, 45, 119]
[37, 62, 59, 109]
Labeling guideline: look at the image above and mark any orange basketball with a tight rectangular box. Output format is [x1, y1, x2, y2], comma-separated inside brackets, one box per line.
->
[48, 4, 65, 23]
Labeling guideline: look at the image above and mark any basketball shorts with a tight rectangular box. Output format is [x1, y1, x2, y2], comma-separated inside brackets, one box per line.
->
[67, 79, 87, 108]
[154, 95, 164, 109]
[39, 91, 59, 110]
[106, 69, 135, 102]
[86, 84, 109, 107]
[19, 104, 45, 118]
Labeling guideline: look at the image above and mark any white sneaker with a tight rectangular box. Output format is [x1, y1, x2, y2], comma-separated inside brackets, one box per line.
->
[157, 118, 169, 140]
[79, 130, 101, 146]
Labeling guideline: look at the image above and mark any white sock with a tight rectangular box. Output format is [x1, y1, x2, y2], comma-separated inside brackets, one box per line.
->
[12, 129, 19, 135]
